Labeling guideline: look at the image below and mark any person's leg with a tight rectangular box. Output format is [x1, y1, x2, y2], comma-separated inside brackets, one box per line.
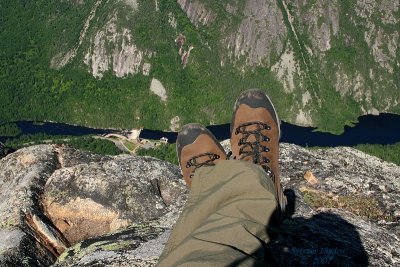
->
[158, 89, 286, 266]
[158, 160, 279, 267]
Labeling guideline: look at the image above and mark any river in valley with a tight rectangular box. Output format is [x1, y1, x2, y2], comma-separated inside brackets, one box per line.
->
[1, 113, 400, 147]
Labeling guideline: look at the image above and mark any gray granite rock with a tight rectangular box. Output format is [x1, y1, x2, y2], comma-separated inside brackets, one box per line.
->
[0, 144, 186, 266]
[1, 143, 399, 266]
[42, 147, 187, 245]
[0, 145, 65, 266]
[53, 225, 166, 267]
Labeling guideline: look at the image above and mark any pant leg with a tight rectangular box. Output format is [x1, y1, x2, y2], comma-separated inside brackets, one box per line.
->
[157, 160, 280, 267]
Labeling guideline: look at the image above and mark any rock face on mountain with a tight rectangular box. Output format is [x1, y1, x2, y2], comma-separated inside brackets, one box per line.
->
[46, 0, 400, 125]
[163, 0, 397, 121]
[0, 143, 399, 266]
[1, 0, 399, 144]
[51, 0, 152, 79]
[285, 0, 399, 116]
[223, 0, 287, 68]
[177, 0, 215, 27]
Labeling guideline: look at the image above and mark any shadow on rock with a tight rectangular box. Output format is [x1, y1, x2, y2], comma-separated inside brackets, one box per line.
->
[265, 189, 369, 266]
[0, 142, 15, 159]
[228, 189, 369, 267]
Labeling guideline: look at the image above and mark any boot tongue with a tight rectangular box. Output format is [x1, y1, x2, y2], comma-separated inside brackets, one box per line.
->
[240, 123, 270, 161]
[244, 124, 262, 143]
[240, 127, 258, 158]
[247, 124, 258, 132]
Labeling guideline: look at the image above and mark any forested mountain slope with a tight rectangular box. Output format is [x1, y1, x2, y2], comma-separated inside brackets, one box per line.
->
[0, 0, 398, 133]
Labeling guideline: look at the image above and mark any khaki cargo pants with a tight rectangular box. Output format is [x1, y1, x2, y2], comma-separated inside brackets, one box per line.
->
[157, 160, 281, 267]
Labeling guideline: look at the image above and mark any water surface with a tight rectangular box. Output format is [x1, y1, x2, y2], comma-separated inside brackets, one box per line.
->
[2, 113, 400, 147]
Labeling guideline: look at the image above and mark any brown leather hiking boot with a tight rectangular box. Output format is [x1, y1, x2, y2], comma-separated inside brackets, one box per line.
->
[177, 123, 227, 188]
[230, 89, 286, 218]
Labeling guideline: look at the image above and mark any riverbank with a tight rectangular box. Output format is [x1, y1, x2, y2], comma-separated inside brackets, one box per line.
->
[1, 113, 400, 161]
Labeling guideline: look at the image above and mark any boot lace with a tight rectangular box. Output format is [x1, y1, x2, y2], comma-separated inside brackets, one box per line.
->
[234, 121, 274, 179]
[186, 153, 221, 178]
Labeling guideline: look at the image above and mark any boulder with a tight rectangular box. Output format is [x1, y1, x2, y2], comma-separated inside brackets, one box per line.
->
[0, 145, 66, 266]
[0, 144, 186, 266]
[42, 146, 186, 245]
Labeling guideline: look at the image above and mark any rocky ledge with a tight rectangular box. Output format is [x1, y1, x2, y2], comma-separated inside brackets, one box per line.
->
[0, 144, 399, 266]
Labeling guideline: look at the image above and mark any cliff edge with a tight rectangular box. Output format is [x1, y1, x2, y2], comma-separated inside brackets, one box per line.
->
[0, 144, 399, 266]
